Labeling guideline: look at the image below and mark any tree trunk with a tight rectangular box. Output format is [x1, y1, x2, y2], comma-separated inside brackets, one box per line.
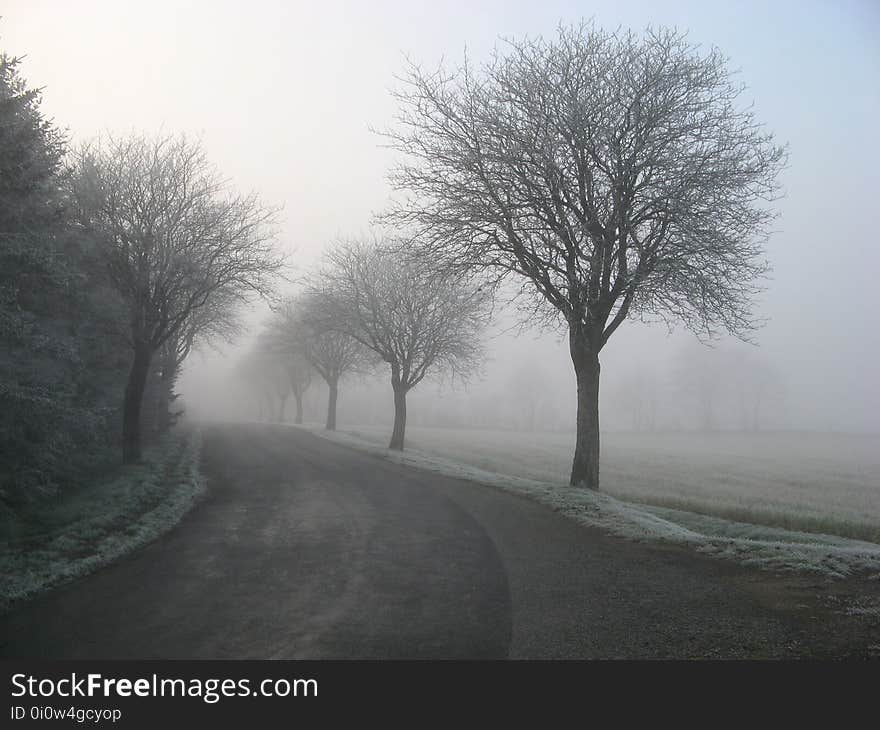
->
[294, 393, 304, 425]
[569, 326, 601, 489]
[389, 382, 407, 450]
[325, 379, 338, 431]
[122, 345, 152, 464]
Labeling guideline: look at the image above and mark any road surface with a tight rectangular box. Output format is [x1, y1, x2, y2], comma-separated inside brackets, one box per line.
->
[1, 424, 878, 658]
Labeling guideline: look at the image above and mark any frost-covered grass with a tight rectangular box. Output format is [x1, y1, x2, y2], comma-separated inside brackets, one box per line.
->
[0, 429, 205, 612]
[304, 425, 880, 579]
[334, 425, 880, 545]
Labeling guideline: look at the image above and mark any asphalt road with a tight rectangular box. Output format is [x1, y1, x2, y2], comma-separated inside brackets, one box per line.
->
[1, 424, 877, 659]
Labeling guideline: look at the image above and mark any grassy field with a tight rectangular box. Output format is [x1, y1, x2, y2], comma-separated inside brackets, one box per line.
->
[340, 426, 880, 544]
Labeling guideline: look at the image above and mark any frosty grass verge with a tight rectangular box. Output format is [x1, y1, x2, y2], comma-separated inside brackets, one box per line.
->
[306, 426, 880, 580]
[0, 429, 205, 612]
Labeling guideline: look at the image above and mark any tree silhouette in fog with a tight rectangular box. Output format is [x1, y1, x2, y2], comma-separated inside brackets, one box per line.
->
[383, 22, 787, 487]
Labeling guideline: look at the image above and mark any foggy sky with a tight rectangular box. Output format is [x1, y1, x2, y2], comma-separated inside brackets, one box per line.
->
[5, 0, 879, 433]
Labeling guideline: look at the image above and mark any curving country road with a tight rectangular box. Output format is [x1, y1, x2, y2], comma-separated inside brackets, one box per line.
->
[1, 424, 878, 659]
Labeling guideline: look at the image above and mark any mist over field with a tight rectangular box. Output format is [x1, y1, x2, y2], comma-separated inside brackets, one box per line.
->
[5, 0, 879, 437]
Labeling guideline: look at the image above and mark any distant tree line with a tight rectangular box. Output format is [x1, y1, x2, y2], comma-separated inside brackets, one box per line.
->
[236, 339, 784, 436]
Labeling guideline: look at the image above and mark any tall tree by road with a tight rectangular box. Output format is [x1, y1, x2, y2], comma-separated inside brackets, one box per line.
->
[383, 22, 787, 488]
[68, 134, 283, 463]
[317, 238, 487, 450]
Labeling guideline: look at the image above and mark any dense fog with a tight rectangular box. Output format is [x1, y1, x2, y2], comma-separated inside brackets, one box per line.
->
[6, 0, 880, 669]
[6, 0, 878, 435]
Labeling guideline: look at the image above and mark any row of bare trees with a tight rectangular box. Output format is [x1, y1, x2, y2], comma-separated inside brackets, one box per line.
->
[270, 291, 370, 430]
[3, 19, 786, 498]
[237, 21, 785, 489]
[239, 240, 490, 450]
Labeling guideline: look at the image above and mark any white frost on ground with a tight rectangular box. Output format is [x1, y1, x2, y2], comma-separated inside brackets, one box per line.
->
[304, 425, 880, 580]
[322, 425, 880, 543]
[0, 430, 206, 611]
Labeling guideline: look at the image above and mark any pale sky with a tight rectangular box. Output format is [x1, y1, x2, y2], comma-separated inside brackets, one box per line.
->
[3, 0, 879, 432]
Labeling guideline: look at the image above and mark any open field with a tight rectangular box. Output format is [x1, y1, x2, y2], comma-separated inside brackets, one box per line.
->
[338, 426, 880, 545]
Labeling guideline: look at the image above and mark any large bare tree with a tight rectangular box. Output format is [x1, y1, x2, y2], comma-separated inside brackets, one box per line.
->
[382, 23, 787, 487]
[271, 292, 371, 430]
[317, 237, 487, 449]
[69, 133, 282, 462]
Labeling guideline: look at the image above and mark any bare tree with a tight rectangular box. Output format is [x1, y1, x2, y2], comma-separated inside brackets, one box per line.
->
[316, 237, 487, 449]
[271, 292, 371, 430]
[68, 133, 283, 462]
[284, 353, 312, 425]
[236, 335, 291, 422]
[382, 22, 786, 487]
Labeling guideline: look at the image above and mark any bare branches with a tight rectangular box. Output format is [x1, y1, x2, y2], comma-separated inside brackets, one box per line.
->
[268, 292, 373, 387]
[309, 233, 489, 448]
[68, 132, 284, 352]
[314, 234, 489, 391]
[380, 22, 787, 349]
